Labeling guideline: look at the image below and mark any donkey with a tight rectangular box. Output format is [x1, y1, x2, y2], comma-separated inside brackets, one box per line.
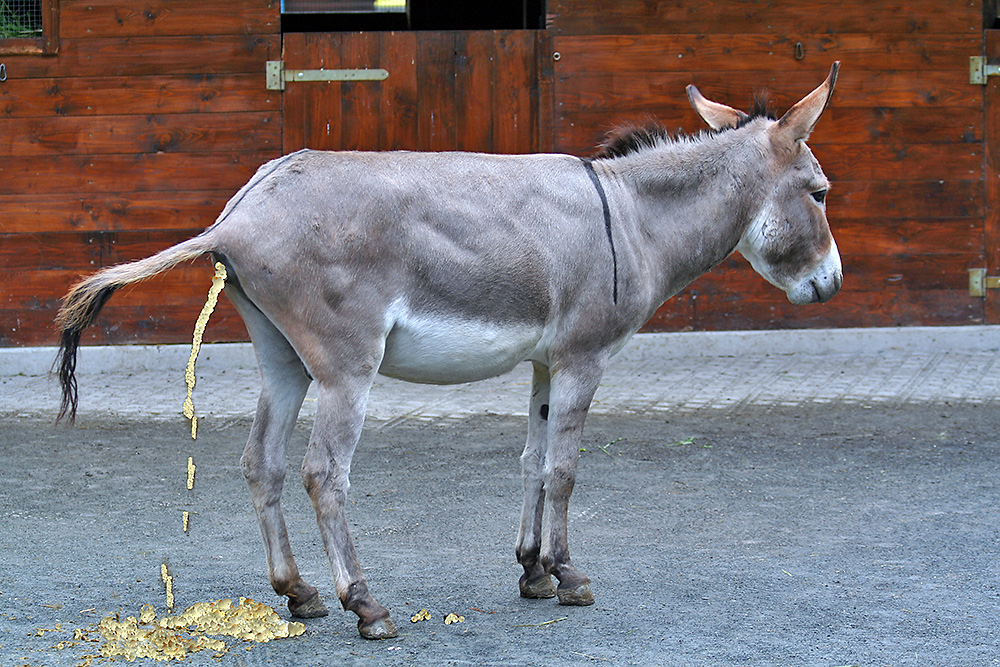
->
[55, 64, 841, 639]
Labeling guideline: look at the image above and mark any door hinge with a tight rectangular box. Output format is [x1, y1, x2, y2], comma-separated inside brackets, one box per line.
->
[266, 61, 389, 90]
[970, 56, 1000, 84]
[969, 268, 1000, 296]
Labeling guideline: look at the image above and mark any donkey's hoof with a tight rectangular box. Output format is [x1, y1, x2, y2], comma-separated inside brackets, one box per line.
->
[557, 582, 594, 606]
[289, 592, 330, 618]
[519, 574, 557, 599]
[359, 615, 398, 640]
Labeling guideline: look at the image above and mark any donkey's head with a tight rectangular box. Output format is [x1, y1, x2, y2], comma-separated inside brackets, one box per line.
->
[688, 63, 842, 304]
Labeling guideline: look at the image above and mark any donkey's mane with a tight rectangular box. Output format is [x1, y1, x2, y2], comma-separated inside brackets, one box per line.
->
[593, 91, 776, 160]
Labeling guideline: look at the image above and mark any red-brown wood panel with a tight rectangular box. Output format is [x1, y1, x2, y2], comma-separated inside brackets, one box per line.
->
[549, 3, 984, 331]
[0, 0, 280, 347]
[547, 0, 978, 36]
[282, 30, 543, 154]
[984, 30, 1000, 324]
[0, 75, 279, 118]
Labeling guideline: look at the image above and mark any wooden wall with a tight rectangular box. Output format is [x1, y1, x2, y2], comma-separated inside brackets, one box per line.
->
[548, 0, 985, 331]
[0, 1, 989, 347]
[282, 30, 544, 155]
[0, 0, 280, 346]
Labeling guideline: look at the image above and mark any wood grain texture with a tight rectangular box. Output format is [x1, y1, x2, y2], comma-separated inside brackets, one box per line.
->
[59, 0, 279, 38]
[547, 0, 979, 36]
[1, 0, 280, 346]
[283, 30, 543, 154]
[0, 75, 279, 119]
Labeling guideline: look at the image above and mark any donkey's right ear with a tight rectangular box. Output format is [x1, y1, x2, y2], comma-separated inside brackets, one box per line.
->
[772, 61, 840, 144]
[687, 85, 749, 130]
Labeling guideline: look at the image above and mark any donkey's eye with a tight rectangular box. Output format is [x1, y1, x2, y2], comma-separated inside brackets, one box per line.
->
[810, 189, 827, 204]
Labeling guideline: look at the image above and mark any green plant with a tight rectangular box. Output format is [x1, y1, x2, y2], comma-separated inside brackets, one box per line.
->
[0, 1, 40, 38]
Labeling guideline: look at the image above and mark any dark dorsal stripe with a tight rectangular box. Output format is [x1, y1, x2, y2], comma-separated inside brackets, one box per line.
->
[581, 158, 618, 304]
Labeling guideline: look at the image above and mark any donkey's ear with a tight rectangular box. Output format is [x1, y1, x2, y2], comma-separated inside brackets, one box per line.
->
[773, 61, 840, 144]
[687, 84, 749, 130]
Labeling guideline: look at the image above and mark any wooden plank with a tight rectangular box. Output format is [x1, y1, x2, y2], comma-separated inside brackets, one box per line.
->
[547, 0, 979, 36]
[455, 31, 495, 152]
[830, 180, 982, 220]
[1, 34, 280, 79]
[0, 75, 279, 119]
[379, 31, 419, 151]
[417, 32, 458, 151]
[986, 30, 1000, 323]
[0, 152, 279, 196]
[815, 144, 981, 182]
[0, 233, 101, 272]
[0, 191, 232, 234]
[831, 218, 983, 256]
[552, 34, 978, 73]
[536, 31, 556, 153]
[0, 303, 248, 347]
[340, 32, 382, 151]
[60, 0, 279, 38]
[493, 30, 538, 154]
[282, 32, 344, 152]
[0, 112, 280, 156]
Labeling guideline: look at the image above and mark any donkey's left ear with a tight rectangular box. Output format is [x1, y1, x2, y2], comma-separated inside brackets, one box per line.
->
[773, 61, 840, 143]
[687, 84, 749, 130]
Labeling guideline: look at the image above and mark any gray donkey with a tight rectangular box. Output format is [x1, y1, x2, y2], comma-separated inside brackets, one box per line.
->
[56, 64, 841, 639]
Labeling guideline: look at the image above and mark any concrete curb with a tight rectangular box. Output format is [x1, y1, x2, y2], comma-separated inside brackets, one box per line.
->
[3, 325, 999, 378]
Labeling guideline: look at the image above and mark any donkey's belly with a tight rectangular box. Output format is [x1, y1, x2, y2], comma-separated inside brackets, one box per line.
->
[380, 312, 543, 385]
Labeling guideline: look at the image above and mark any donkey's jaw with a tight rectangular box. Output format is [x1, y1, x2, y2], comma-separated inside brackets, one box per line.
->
[786, 244, 843, 305]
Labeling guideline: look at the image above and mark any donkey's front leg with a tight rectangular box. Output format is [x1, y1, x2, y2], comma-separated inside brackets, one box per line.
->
[516, 362, 557, 599]
[539, 362, 604, 606]
[303, 381, 397, 640]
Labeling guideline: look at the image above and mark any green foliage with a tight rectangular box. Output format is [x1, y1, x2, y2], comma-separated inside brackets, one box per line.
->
[0, 1, 39, 39]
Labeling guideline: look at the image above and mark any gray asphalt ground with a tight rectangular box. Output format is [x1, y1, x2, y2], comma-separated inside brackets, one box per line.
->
[2, 326, 999, 666]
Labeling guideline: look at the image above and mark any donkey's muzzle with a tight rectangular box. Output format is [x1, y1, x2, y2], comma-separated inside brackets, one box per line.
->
[788, 248, 843, 305]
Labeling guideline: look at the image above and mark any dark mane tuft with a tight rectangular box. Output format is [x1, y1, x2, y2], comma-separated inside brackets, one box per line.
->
[593, 90, 778, 160]
[740, 89, 776, 127]
[593, 120, 676, 160]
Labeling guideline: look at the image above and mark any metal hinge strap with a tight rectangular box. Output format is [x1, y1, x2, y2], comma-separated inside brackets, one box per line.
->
[969, 268, 1000, 297]
[266, 61, 389, 91]
[970, 56, 1000, 85]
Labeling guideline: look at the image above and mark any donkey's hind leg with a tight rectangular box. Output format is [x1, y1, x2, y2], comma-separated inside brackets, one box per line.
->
[225, 283, 329, 618]
[302, 369, 397, 640]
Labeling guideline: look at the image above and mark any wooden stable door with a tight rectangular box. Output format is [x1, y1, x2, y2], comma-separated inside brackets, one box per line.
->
[280, 31, 544, 155]
[983, 29, 1000, 323]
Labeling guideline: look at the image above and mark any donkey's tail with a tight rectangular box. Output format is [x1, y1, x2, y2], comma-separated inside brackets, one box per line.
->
[54, 233, 218, 422]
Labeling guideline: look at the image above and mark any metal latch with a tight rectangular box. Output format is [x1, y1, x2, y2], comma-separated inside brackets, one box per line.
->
[969, 268, 1000, 296]
[970, 56, 1000, 84]
[266, 61, 389, 90]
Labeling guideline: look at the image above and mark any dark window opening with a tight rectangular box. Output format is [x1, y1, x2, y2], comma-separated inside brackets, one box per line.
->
[280, 0, 545, 32]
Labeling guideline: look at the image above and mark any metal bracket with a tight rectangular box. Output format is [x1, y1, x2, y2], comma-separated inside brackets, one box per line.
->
[266, 61, 389, 91]
[969, 268, 1000, 296]
[970, 56, 1000, 85]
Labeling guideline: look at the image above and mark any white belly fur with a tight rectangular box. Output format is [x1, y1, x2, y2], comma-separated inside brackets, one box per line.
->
[380, 307, 543, 385]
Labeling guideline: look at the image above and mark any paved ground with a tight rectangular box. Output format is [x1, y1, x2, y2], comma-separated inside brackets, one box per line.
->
[1, 326, 999, 666]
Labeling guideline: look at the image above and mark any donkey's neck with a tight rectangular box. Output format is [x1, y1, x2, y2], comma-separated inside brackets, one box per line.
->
[600, 129, 768, 305]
